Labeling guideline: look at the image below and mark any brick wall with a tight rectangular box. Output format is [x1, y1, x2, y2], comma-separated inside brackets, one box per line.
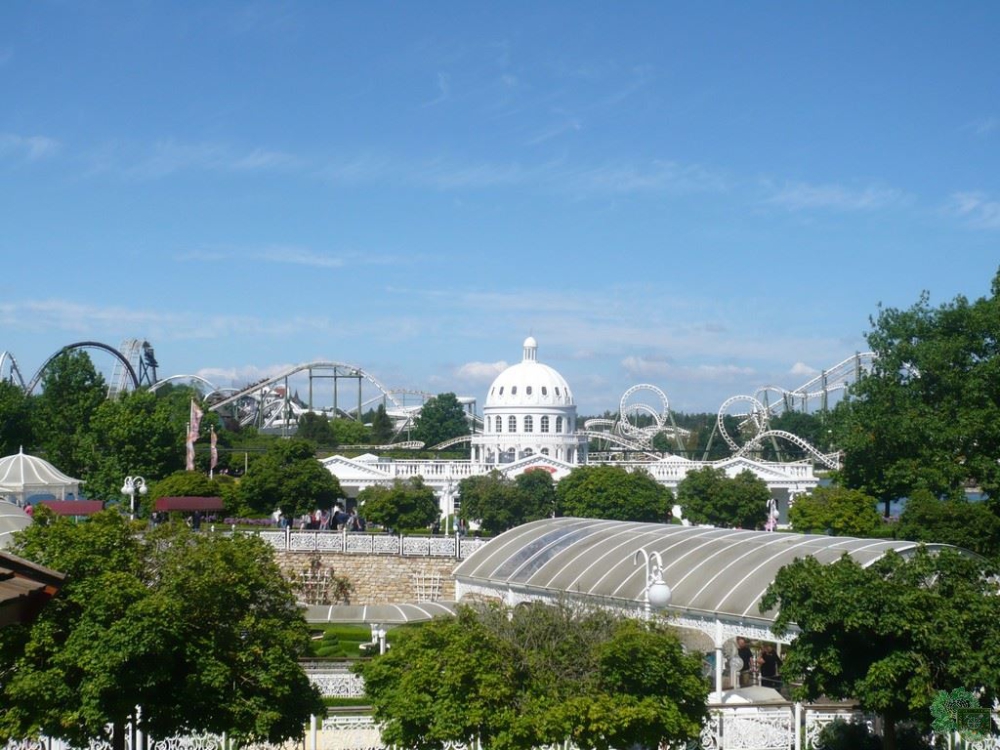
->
[275, 551, 457, 604]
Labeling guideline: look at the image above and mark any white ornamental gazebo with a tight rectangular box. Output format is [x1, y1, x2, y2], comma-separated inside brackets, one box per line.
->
[0, 448, 84, 507]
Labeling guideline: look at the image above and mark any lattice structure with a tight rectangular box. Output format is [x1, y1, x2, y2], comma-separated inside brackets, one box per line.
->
[412, 572, 442, 601]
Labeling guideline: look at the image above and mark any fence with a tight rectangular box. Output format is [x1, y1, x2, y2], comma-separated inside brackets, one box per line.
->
[250, 529, 487, 559]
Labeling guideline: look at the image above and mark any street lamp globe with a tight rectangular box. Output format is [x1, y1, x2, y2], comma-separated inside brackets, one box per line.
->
[647, 576, 672, 609]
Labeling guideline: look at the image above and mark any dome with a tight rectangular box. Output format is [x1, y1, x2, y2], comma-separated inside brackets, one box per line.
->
[485, 338, 574, 408]
[0, 502, 31, 550]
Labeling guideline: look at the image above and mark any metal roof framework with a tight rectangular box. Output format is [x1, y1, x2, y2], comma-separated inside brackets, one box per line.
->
[452, 517, 953, 681]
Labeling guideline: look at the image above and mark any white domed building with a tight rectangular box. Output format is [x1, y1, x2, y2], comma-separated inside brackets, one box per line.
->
[471, 337, 588, 466]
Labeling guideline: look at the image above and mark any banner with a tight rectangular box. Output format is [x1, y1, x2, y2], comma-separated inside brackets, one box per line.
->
[186, 429, 195, 471]
[210, 426, 218, 472]
[190, 399, 204, 439]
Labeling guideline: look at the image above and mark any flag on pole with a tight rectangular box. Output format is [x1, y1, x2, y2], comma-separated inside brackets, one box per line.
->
[210, 426, 218, 476]
[190, 400, 204, 439]
[186, 423, 195, 471]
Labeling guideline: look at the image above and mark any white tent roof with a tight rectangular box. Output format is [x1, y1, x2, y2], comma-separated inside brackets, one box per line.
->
[0, 502, 32, 550]
[0, 448, 84, 504]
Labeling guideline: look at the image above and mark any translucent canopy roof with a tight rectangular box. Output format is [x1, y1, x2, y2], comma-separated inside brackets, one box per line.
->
[0, 502, 32, 550]
[303, 601, 457, 624]
[454, 517, 950, 627]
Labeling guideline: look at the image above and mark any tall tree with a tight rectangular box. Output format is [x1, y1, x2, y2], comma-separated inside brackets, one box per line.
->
[761, 547, 1000, 750]
[356, 602, 706, 750]
[676, 466, 769, 528]
[556, 465, 673, 523]
[370, 404, 395, 445]
[79, 389, 188, 501]
[895, 489, 1000, 558]
[458, 469, 557, 535]
[412, 393, 469, 448]
[31, 350, 107, 478]
[787, 485, 884, 537]
[0, 379, 33, 456]
[296, 412, 336, 446]
[834, 270, 1000, 511]
[236, 439, 343, 518]
[358, 477, 440, 531]
[0, 510, 323, 749]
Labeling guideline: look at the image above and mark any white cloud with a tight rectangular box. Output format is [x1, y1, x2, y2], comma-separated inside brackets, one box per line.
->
[455, 361, 508, 382]
[765, 181, 905, 211]
[423, 72, 451, 107]
[946, 191, 1000, 229]
[964, 116, 999, 137]
[621, 355, 672, 378]
[789, 362, 818, 377]
[0, 132, 61, 161]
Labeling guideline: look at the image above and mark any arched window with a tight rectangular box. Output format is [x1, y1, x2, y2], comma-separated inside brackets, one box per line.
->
[555, 387, 560, 396]
[511, 386, 517, 395]
[540, 416, 549, 433]
[499, 386, 504, 395]
[526, 386, 532, 395]
[541, 387, 547, 396]
[541, 448, 549, 456]
[556, 416, 563, 433]
[524, 416, 533, 433]
[508, 415, 517, 432]
[496, 416, 502, 433]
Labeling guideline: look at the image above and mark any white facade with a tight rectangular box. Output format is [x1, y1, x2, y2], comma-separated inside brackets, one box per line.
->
[471, 337, 588, 465]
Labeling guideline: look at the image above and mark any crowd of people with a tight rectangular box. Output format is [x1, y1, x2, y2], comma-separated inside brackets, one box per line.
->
[271, 504, 366, 532]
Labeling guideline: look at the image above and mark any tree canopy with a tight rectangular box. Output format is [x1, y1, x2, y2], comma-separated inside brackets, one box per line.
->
[787, 485, 884, 537]
[676, 466, 769, 529]
[835, 270, 1000, 508]
[412, 393, 469, 448]
[555, 465, 673, 523]
[358, 477, 440, 531]
[458, 469, 557, 535]
[356, 601, 707, 750]
[0, 510, 323, 748]
[761, 547, 1000, 750]
[236, 438, 344, 519]
[895, 489, 1000, 558]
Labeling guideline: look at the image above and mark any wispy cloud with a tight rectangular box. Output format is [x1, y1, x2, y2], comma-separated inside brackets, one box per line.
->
[0, 132, 61, 161]
[946, 191, 1000, 229]
[963, 116, 999, 137]
[764, 180, 906, 212]
[178, 245, 409, 268]
[423, 72, 451, 107]
[790, 362, 818, 377]
[90, 139, 302, 179]
[322, 153, 728, 197]
[0, 47, 13, 66]
[527, 117, 583, 146]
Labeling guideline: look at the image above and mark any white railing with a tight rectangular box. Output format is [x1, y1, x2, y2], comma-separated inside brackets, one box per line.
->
[248, 529, 487, 559]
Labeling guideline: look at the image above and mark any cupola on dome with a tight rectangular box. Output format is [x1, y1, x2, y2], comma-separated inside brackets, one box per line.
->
[485, 337, 574, 408]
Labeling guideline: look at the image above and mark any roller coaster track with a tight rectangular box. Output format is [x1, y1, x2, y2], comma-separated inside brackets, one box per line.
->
[737, 429, 842, 470]
[25, 341, 139, 396]
[0, 351, 26, 389]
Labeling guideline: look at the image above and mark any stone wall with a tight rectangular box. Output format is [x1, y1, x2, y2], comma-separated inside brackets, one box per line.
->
[276, 551, 458, 604]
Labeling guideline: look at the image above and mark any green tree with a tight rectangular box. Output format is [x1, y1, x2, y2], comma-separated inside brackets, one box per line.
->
[458, 469, 557, 535]
[78, 389, 189, 501]
[296, 412, 336, 446]
[676, 466, 769, 528]
[556, 465, 673, 523]
[329, 417, 370, 446]
[0, 379, 33, 456]
[358, 477, 440, 531]
[895, 489, 1000, 558]
[761, 547, 1000, 750]
[0, 510, 322, 749]
[834, 271, 1000, 512]
[141, 471, 224, 517]
[788, 485, 883, 537]
[356, 601, 707, 750]
[370, 404, 395, 445]
[31, 350, 107, 478]
[237, 439, 344, 518]
[413, 393, 469, 448]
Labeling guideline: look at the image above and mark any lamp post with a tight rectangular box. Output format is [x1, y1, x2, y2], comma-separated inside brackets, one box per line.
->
[121, 476, 147, 521]
[634, 548, 672, 620]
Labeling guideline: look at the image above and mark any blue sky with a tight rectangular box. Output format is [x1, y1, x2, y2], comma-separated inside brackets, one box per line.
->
[2, 2, 998, 415]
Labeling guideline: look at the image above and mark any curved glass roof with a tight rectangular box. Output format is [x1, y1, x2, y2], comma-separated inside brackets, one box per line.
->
[454, 518, 951, 626]
[303, 601, 457, 624]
